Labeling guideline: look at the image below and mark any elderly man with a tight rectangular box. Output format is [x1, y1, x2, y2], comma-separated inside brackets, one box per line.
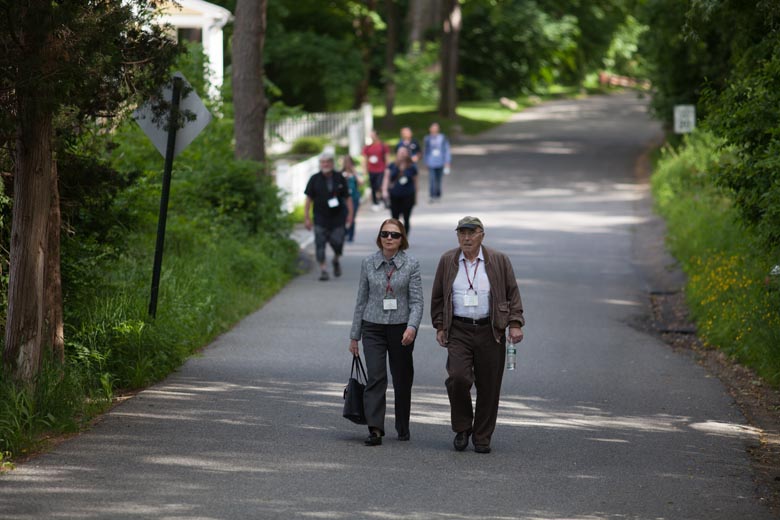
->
[304, 152, 354, 281]
[430, 216, 525, 453]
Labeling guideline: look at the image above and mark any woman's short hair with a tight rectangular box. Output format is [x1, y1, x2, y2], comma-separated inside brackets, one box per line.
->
[376, 218, 409, 251]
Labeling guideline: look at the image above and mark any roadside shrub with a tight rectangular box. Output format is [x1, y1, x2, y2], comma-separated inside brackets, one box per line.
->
[289, 136, 328, 155]
[652, 130, 780, 385]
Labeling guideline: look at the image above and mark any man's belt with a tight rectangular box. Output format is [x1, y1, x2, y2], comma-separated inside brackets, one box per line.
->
[453, 315, 490, 326]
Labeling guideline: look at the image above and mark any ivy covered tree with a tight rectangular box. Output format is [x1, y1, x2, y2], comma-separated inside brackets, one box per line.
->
[0, 0, 180, 382]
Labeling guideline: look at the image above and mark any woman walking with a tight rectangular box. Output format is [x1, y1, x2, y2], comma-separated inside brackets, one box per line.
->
[382, 147, 418, 234]
[349, 219, 423, 445]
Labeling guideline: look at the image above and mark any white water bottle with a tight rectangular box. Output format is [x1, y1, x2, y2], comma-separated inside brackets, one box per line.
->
[506, 340, 517, 371]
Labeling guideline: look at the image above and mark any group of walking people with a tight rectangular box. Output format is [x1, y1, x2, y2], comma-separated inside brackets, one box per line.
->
[304, 124, 451, 281]
[349, 216, 525, 453]
[301, 127, 524, 453]
[363, 124, 452, 234]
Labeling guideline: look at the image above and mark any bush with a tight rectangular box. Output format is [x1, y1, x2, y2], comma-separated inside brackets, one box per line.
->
[289, 136, 329, 155]
[652, 130, 780, 385]
[0, 102, 299, 459]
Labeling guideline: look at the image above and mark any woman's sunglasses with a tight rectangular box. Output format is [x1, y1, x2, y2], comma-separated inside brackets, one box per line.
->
[379, 231, 403, 239]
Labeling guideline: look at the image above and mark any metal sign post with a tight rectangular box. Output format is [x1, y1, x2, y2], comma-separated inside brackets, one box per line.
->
[148, 76, 182, 319]
[134, 72, 211, 318]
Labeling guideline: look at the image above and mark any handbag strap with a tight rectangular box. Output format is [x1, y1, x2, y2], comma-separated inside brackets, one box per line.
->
[351, 355, 368, 383]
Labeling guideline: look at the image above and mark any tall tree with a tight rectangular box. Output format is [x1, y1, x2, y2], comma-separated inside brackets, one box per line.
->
[0, 0, 179, 382]
[233, 0, 268, 164]
[438, 0, 462, 119]
[407, 0, 441, 47]
[352, 0, 377, 109]
[383, 0, 399, 125]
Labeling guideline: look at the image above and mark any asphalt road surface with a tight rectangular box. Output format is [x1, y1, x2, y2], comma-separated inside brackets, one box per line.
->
[1, 93, 772, 520]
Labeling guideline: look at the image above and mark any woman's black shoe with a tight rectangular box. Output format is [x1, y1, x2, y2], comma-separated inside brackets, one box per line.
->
[364, 433, 382, 446]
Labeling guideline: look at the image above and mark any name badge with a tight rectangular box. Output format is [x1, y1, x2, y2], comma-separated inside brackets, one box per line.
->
[398, 176, 408, 185]
[383, 298, 398, 311]
[369, 155, 378, 164]
[464, 291, 478, 307]
[327, 197, 339, 208]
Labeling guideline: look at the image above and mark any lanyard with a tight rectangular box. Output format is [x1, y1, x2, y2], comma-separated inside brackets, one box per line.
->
[462, 258, 480, 291]
[385, 265, 396, 296]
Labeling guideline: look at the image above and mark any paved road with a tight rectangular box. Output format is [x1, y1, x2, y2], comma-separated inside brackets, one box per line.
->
[1, 94, 772, 520]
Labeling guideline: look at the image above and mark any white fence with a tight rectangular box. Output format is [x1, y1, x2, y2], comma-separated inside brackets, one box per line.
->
[271, 103, 374, 213]
[267, 103, 373, 157]
[274, 151, 329, 213]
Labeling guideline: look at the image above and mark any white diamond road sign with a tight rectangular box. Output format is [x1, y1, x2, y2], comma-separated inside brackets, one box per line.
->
[133, 72, 212, 158]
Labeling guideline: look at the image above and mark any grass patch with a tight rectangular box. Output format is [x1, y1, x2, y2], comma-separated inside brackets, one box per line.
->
[651, 130, 780, 385]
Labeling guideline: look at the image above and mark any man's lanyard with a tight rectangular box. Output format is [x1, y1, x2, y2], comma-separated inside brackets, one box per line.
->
[463, 258, 480, 291]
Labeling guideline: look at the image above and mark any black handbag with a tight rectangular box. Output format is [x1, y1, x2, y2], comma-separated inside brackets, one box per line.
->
[342, 355, 368, 424]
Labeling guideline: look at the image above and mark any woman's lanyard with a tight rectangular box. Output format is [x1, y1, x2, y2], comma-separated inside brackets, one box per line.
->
[463, 258, 480, 306]
[383, 264, 398, 310]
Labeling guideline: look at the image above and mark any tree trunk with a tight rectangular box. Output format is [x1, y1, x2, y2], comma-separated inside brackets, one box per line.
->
[4, 93, 54, 382]
[45, 160, 64, 364]
[233, 0, 268, 166]
[353, 0, 376, 109]
[438, 0, 461, 119]
[383, 0, 398, 127]
[407, 0, 442, 48]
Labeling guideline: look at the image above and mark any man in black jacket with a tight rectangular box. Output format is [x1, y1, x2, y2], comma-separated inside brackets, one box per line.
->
[304, 152, 354, 281]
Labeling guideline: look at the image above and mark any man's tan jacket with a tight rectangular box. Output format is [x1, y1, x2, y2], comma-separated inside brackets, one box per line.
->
[431, 245, 525, 344]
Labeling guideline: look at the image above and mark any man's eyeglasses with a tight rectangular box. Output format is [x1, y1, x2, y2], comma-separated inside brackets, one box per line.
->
[456, 229, 483, 238]
[379, 230, 403, 239]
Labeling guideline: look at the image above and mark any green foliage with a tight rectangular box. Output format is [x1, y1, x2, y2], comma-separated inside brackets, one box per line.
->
[651, 131, 780, 385]
[0, 1, 182, 148]
[0, 359, 103, 456]
[603, 15, 647, 77]
[394, 43, 441, 105]
[703, 36, 780, 252]
[290, 136, 329, 155]
[460, 1, 579, 98]
[264, 1, 364, 111]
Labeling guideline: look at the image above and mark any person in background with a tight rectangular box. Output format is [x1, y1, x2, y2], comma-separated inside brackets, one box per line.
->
[430, 216, 525, 454]
[382, 146, 417, 234]
[395, 126, 421, 164]
[303, 152, 354, 281]
[342, 155, 364, 243]
[423, 122, 451, 203]
[349, 218, 423, 445]
[362, 130, 389, 212]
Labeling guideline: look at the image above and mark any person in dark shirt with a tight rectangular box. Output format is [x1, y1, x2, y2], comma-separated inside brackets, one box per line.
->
[304, 152, 354, 281]
[395, 127, 421, 164]
[382, 147, 417, 234]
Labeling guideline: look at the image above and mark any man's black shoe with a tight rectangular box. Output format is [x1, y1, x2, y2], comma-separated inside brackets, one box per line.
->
[397, 433, 410, 441]
[453, 430, 470, 451]
[474, 444, 491, 454]
[333, 260, 342, 277]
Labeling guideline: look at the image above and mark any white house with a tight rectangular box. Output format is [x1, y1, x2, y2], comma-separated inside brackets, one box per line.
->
[157, 0, 232, 98]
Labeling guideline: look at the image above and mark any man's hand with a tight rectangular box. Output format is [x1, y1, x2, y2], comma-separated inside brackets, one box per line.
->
[349, 339, 359, 356]
[304, 216, 312, 231]
[436, 329, 447, 347]
[508, 326, 523, 344]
